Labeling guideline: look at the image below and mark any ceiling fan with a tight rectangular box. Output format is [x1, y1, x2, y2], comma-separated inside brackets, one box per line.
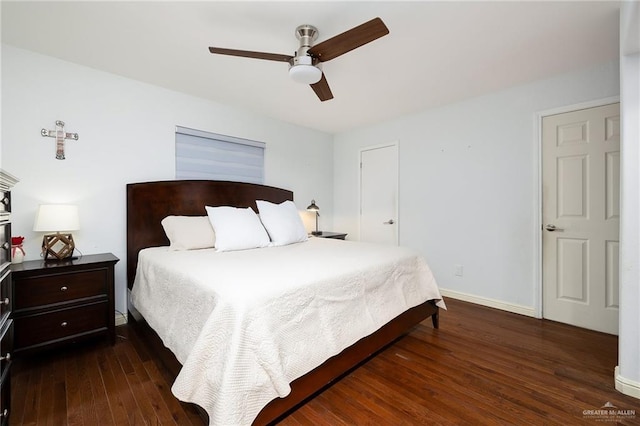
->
[208, 17, 389, 102]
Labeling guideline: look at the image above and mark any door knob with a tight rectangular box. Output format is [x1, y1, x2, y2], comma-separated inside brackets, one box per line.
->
[383, 219, 395, 225]
[545, 224, 560, 231]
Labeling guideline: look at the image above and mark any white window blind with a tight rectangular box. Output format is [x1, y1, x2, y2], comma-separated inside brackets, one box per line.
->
[175, 126, 265, 184]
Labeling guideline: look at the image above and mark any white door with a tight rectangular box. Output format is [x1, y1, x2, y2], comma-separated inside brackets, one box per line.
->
[360, 144, 398, 245]
[542, 103, 620, 335]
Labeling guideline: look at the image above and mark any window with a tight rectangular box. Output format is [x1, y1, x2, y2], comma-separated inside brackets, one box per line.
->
[175, 126, 265, 184]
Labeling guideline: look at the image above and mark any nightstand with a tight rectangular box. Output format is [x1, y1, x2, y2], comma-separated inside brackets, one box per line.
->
[10, 253, 119, 354]
[313, 232, 348, 240]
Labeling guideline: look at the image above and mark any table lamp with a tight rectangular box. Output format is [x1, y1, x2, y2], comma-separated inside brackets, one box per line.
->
[306, 199, 322, 236]
[33, 204, 80, 260]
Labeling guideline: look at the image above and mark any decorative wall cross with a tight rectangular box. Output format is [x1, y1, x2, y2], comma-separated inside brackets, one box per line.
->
[41, 120, 79, 160]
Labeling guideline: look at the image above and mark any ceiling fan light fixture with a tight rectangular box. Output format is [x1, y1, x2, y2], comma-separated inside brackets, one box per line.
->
[289, 64, 322, 84]
[288, 55, 322, 84]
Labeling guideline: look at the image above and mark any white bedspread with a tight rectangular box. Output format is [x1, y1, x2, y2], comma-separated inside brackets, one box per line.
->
[130, 237, 444, 425]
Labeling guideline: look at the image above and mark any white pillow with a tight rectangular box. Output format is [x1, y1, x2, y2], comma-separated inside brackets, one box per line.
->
[256, 200, 308, 246]
[161, 216, 216, 251]
[205, 206, 270, 252]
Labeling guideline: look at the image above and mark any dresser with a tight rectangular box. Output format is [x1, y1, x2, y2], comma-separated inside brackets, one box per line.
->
[0, 170, 18, 425]
[10, 253, 119, 354]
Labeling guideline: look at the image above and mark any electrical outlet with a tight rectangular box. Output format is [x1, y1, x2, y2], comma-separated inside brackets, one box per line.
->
[454, 264, 464, 277]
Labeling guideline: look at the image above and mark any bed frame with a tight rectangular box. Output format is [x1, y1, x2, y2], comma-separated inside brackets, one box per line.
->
[126, 180, 439, 425]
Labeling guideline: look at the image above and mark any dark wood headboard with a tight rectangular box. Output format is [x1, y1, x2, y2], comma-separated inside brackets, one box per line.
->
[126, 180, 293, 289]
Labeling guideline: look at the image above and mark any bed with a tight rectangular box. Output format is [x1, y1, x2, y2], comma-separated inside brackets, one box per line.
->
[126, 180, 444, 425]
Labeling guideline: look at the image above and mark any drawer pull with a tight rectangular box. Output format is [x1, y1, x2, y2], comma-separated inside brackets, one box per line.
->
[60, 286, 68, 292]
[61, 321, 68, 328]
[1, 298, 8, 306]
[1, 242, 8, 251]
[0, 352, 10, 362]
[0, 409, 7, 418]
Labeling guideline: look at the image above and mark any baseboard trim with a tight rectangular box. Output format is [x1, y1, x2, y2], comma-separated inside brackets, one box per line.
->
[115, 310, 128, 326]
[615, 366, 640, 399]
[440, 288, 536, 318]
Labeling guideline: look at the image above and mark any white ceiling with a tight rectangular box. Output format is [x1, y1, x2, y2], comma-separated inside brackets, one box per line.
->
[1, 1, 621, 134]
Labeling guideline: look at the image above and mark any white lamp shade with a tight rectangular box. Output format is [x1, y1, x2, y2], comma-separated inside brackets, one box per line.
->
[33, 204, 80, 232]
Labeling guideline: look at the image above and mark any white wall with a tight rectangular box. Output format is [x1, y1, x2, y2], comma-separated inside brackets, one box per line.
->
[333, 60, 619, 311]
[1, 45, 334, 315]
[616, 1, 640, 400]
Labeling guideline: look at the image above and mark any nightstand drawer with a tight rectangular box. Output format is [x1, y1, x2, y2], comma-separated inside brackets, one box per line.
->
[14, 269, 106, 310]
[14, 301, 108, 350]
[0, 272, 10, 323]
[0, 321, 11, 381]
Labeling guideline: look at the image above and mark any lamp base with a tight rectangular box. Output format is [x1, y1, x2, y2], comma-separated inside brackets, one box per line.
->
[311, 231, 323, 236]
[42, 233, 76, 260]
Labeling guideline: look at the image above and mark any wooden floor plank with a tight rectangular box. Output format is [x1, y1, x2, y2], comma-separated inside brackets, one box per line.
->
[113, 335, 164, 425]
[49, 354, 68, 426]
[10, 299, 640, 425]
[64, 351, 85, 426]
[20, 357, 43, 426]
[104, 339, 143, 426]
[10, 357, 28, 425]
[76, 347, 100, 426]
[394, 334, 572, 422]
[35, 355, 54, 425]
[96, 348, 129, 425]
[142, 356, 197, 425]
[139, 359, 180, 424]
[85, 348, 115, 424]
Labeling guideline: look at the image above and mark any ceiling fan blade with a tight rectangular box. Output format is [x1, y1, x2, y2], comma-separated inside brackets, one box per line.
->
[310, 73, 334, 102]
[208, 47, 293, 63]
[308, 17, 389, 62]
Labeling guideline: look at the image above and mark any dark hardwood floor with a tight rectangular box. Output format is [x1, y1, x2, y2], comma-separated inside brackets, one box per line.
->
[11, 299, 640, 425]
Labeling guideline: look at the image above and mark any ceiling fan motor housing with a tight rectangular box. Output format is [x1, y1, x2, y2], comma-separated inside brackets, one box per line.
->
[295, 25, 319, 57]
